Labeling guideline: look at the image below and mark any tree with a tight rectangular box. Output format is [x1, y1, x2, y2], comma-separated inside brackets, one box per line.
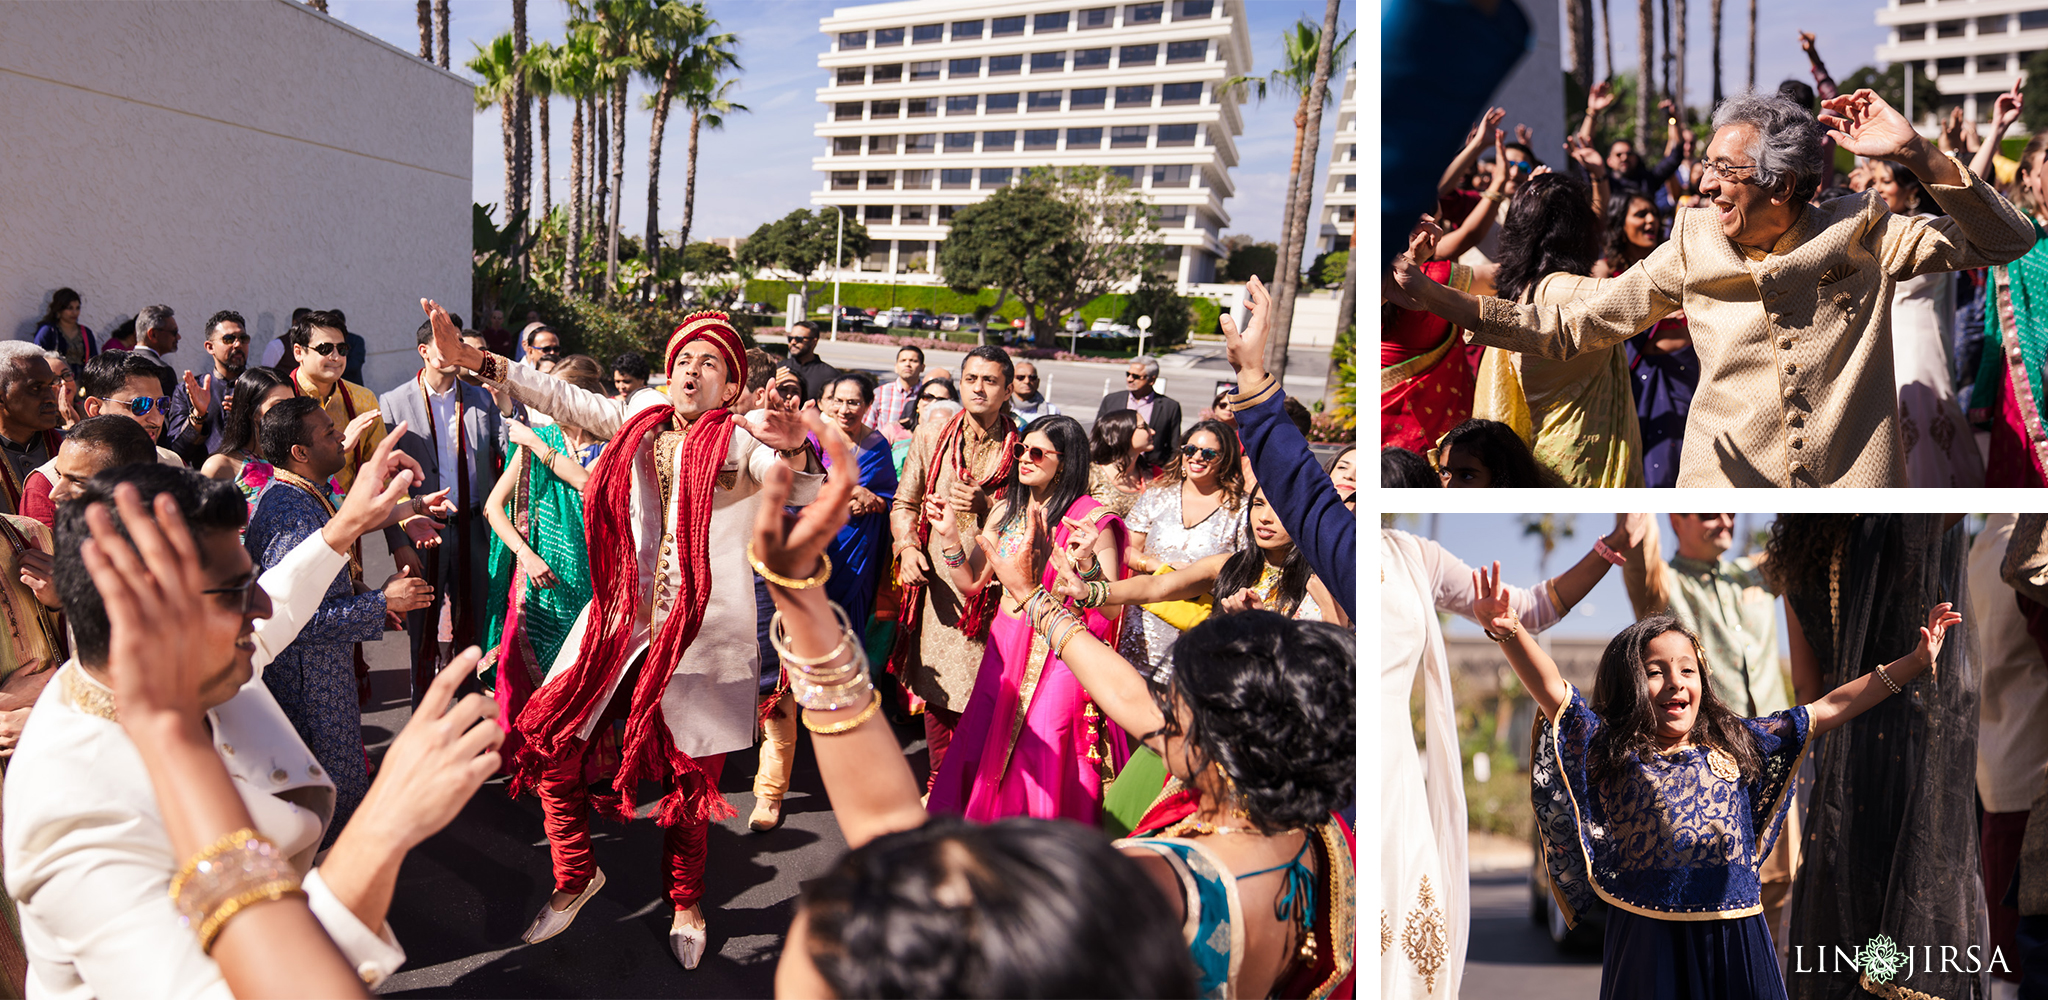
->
[675, 76, 742, 254]
[937, 167, 1158, 348]
[1710, 0, 1722, 105]
[2021, 52, 2048, 133]
[739, 208, 869, 309]
[635, 2, 742, 279]
[512, 0, 531, 230]
[466, 34, 523, 234]
[417, 1, 431, 59]
[1599, 0, 1612, 81]
[1673, 0, 1686, 130]
[525, 40, 559, 223]
[1225, 242, 1279, 282]
[1746, 0, 1756, 93]
[1566, 0, 1594, 95]
[679, 241, 736, 277]
[1267, 4, 1349, 379]
[1118, 270, 1194, 347]
[582, 0, 649, 299]
[433, 0, 450, 68]
[553, 31, 602, 294]
[1841, 64, 1941, 127]
[1636, 0, 1652, 150]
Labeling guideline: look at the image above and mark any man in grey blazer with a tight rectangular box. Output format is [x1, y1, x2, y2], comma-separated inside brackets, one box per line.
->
[1096, 355, 1183, 468]
[381, 320, 504, 703]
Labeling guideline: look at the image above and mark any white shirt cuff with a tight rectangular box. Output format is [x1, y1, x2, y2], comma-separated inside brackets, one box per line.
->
[303, 867, 406, 987]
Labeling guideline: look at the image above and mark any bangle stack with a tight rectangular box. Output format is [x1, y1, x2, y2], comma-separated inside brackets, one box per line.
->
[1077, 558, 1105, 581]
[169, 829, 304, 954]
[1076, 579, 1111, 609]
[1025, 589, 1090, 659]
[747, 541, 833, 590]
[940, 545, 967, 569]
[1873, 662, 1903, 695]
[769, 601, 881, 729]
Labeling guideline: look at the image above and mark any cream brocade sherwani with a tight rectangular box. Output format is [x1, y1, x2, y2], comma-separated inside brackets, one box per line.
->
[1469, 152, 2036, 487]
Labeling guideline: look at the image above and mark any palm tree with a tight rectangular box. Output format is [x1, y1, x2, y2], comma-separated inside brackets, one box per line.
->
[635, 1, 716, 278]
[554, 32, 599, 294]
[676, 76, 743, 255]
[574, 0, 651, 299]
[512, 0, 531, 229]
[644, 7, 743, 272]
[466, 34, 522, 232]
[525, 40, 560, 224]
[1674, 0, 1686, 127]
[417, 0, 431, 59]
[1746, 0, 1756, 92]
[1711, 0, 1723, 105]
[1599, 0, 1613, 81]
[433, 0, 450, 68]
[1566, 0, 1593, 94]
[1636, 0, 1652, 149]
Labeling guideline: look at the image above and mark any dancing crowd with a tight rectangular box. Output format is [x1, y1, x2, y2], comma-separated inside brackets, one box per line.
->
[1386, 513, 2048, 999]
[0, 272, 1356, 998]
[1382, 29, 2048, 489]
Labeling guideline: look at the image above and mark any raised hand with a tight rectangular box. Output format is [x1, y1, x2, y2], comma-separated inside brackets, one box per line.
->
[505, 418, 544, 455]
[382, 566, 434, 614]
[78, 485, 218, 725]
[1060, 514, 1102, 572]
[751, 410, 858, 583]
[1587, 79, 1615, 114]
[1915, 602, 1964, 675]
[181, 370, 213, 420]
[1470, 560, 1519, 635]
[329, 422, 422, 549]
[1221, 274, 1274, 377]
[1048, 544, 1088, 600]
[977, 506, 1048, 597]
[341, 409, 384, 455]
[1994, 79, 2024, 130]
[1613, 512, 1651, 550]
[1515, 122, 1534, 147]
[1799, 30, 1817, 55]
[348, 650, 503, 851]
[1820, 89, 1931, 164]
[745, 404, 809, 453]
[1466, 106, 1505, 147]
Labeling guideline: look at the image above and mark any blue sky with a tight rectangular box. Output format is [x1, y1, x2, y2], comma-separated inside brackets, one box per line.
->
[326, 0, 1354, 251]
[1580, 0, 1892, 117]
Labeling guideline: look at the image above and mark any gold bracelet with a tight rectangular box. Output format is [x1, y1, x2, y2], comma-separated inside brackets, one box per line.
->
[748, 540, 833, 590]
[803, 694, 881, 735]
[168, 828, 263, 901]
[1873, 662, 1903, 695]
[1052, 618, 1089, 660]
[197, 881, 307, 953]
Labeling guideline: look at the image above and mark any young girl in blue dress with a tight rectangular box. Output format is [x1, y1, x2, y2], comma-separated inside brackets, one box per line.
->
[1470, 562, 1960, 1000]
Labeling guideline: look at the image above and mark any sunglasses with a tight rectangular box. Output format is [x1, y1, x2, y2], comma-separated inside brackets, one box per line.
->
[1016, 375, 1039, 383]
[301, 342, 345, 356]
[534, 344, 563, 355]
[201, 575, 264, 613]
[1180, 445, 1220, 461]
[1012, 443, 1058, 463]
[1125, 372, 1149, 380]
[98, 395, 173, 417]
[1687, 513, 1734, 520]
[919, 393, 950, 402]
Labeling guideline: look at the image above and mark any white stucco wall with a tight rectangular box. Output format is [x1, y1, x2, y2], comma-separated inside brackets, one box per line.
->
[0, 0, 471, 393]
[1495, 0, 1565, 172]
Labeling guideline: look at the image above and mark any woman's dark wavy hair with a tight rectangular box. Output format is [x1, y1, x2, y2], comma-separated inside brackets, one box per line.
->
[1089, 408, 1155, 470]
[215, 366, 292, 461]
[994, 415, 1092, 538]
[1163, 419, 1247, 508]
[1601, 191, 1664, 272]
[1872, 160, 1943, 217]
[1761, 514, 1858, 597]
[1212, 490, 1310, 618]
[903, 377, 956, 432]
[1436, 418, 1543, 487]
[40, 287, 81, 329]
[801, 815, 1197, 998]
[1495, 172, 1603, 303]
[1150, 612, 1354, 834]
[1587, 615, 1761, 787]
[1381, 446, 1439, 487]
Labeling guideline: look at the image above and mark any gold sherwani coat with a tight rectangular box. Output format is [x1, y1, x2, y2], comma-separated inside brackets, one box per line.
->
[1469, 153, 2036, 487]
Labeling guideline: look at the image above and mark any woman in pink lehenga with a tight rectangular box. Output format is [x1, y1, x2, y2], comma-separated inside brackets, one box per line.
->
[923, 415, 1131, 824]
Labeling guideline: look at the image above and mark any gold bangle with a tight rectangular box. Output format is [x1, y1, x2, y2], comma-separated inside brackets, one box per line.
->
[197, 881, 306, 953]
[168, 827, 263, 901]
[748, 540, 833, 590]
[1483, 621, 1521, 642]
[803, 694, 881, 735]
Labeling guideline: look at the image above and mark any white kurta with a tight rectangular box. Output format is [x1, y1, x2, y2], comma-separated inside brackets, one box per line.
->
[1890, 229, 1984, 488]
[4, 530, 405, 1000]
[490, 362, 823, 759]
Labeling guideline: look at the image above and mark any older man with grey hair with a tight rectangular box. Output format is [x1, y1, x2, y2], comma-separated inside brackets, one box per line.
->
[1098, 354, 1182, 467]
[0, 342, 62, 516]
[1392, 89, 2037, 487]
[129, 305, 178, 375]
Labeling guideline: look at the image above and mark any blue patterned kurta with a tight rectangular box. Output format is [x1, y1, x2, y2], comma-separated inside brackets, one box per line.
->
[246, 484, 387, 847]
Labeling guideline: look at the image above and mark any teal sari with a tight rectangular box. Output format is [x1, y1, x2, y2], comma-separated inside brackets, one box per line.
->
[482, 424, 596, 699]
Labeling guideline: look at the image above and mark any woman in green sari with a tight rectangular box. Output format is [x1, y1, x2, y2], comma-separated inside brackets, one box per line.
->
[481, 357, 608, 756]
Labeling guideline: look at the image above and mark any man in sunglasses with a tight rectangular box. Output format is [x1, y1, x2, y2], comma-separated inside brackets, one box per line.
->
[77, 352, 186, 469]
[521, 323, 563, 374]
[289, 310, 386, 493]
[128, 304, 179, 370]
[164, 310, 249, 465]
[1008, 361, 1060, 424]
[779, 321, 841, 402]
[1096, 355, 1181, 469]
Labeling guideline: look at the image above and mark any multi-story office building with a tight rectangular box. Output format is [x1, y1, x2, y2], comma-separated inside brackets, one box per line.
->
[1315, 70, 1355, 256]
[1875, 0, 2043, 126]
[812, 0, 1251, 287]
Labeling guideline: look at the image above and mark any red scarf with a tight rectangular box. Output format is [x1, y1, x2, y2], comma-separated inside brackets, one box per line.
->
[510, 401, 739, 827]
[886, 410, 1017, 681]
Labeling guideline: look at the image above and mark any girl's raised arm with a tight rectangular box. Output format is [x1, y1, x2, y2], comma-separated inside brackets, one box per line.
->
[1806, 603, 1960, 736]
[1473, 560, 1571, 720]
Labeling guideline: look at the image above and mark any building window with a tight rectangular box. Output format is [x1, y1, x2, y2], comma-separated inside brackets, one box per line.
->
[983, 130, 1017, 149]
[831, 171, 859, 190]
[1936, 56, 1966, 75]
[871, 99, 900, 118]
[1335, 205, 1355, 222]
[1032, 51, 1066, 72]
[903, 169, 933, 188]
[862, 243, 890, 270]
[942, 169, 973, 188]
[1111, 125, 1149, 147]
[987, 92, 1021, 112]
[1074, 47, 1111, 69]
[1897, 23, 1925, 40]
[902, 205, 929, 223]
[905, 133, 935, 154]
[992, 15, 1026, 36]
[981, 167, 1014, 186]
[1152, 163, 1193, 187]
[1157, 123, 1197, 146]
[1341, 173, 1357, 191]
[1025, 129, 1059, 150]
[1029, 90, 1064, 112]
[952, 19, 984, 38]
[949, 57, 981, 77]
[1166, 40, 1207, 63]
[839, 31, 867, 48]
[1981, 14, 2009, 32]
[911, 61, 941, 81]
[945, 131, 976, 151]
[1936, 19, 1964, 38]
[914, 23, 943, 43]
[2024, 11, 2048, 29]
[1161, 82, 1202, 105]
[1080, 6, 1114, 28]
[1115, 85, 1154, 106]
[1036, 11, 1070, 32]
[867, 170, 896, 189]
[874, 63, 905, 83]
[1981, 55, 2008, 73]
[834, 136, 863, 155]
[1067, 126, 1103, 147]
[1152, 204, 1189, 226]
[990, 54, 1023, 75]
[939, 204, 960, 222]
[1109, 165, 1139, 183]
[864, 204, 893, 222]
[870, 134, 899, 154]
[837, 66, 866, 85]
[1127, 3, 1163, 24]
[1120, 44, 1158, 67]
[907, 97, 937, 117]
[1071, 87, 1107, 109]
[946, 94, 979, 114]
[1174, 0, 1214, 16]
[871, 27, 902, 47]
[835, 101, 863, 120]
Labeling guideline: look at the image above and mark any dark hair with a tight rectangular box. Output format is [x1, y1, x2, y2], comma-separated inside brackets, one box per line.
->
[215, 368, 292, 460]
[1154, 613, 1354, 833]
[774, 363, 812, 404]
[1872, 160, 1942, 217]
[107, 315, 137, 348]
[905, 378, 956, 431]
[745, 347, 779, 392]
[1586, 615, 1762, 787]
[963, 344, 1015, 384]
[288, 309, 347, 349]
[791, 320, 821, 337]
[1602, 191, 1664, 271]
[897, 344, 926, 363]
[1777, 79, 1816, 112]
[802, 814, 1198, 999]
[828, 370, 878, 405]
[63, 415, 157, 470]
[1280, 397, 1312, 437]
[82, 350, 171, 400]
[1089, 409, 1150, 466]
[53, 465, 248, 667]
[1381, 446, 1440, 487]
[412, 315, 468, 345]
[1212, 491, 1311, 617]
[1761, 513, 1857, 596]
[611, 350, 650, 383]
[1495, 172, 1602, 303]
[994, 415, 1091, 537]
[1167, 420, 1246, 507]
[204, 310, 245, 339]
[290, 307, 312, 326]
[40, 288, 81, 329]
[258, 396, 323, 466]
[1502, 141, 1540, 166]
[1437, 419, 1543, 487]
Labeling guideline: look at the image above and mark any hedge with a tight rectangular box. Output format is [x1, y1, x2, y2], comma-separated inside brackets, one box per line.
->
[745, 279, 1222, 339]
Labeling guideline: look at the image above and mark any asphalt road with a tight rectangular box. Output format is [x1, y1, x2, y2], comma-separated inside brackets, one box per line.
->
[1460, 870, 1602, 999]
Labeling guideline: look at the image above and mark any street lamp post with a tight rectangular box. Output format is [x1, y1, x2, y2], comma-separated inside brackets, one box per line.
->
[1066, 316, 1083, 357]
[1136, 314, 1152, 360]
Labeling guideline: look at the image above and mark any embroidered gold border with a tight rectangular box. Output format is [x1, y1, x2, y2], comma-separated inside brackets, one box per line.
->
[1380, 332, 1457, 395]
[1992, 262, 2048, 474]
[1858, 973, 1943, 1000]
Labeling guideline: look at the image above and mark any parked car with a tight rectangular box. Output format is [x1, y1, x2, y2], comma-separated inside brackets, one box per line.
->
[938, 313, 963, 332]
[819, 305, 876, 333]
[905, 309, 939, 330]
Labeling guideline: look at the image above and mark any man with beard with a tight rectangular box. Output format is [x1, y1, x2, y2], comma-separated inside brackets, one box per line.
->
[166, 310, 249, 464]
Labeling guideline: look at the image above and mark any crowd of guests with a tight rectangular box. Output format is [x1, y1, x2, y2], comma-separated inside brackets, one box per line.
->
[0, 274, 1355, 997]
[1382, 28, 2048, 489]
